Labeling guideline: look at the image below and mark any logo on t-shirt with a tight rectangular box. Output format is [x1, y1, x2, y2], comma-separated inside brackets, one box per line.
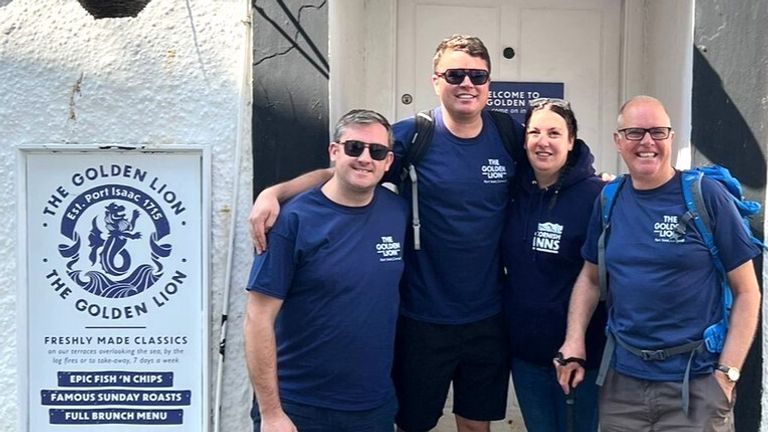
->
[653, 215, 684, 243]
[481, 158, 508, 184]
[532, 222, 562, 254]
[375, 236, 402, 262]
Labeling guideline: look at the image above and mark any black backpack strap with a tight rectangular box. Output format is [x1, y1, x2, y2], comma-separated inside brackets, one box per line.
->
[400, 109, 435, 251]
[399, 109, 435, 182]
[488, 110, 524, 164]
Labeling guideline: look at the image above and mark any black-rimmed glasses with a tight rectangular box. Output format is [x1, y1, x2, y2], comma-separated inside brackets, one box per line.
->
[618, 127, 672, 141]
[434, 69, 490, 85]
[338, 140, 391, 161]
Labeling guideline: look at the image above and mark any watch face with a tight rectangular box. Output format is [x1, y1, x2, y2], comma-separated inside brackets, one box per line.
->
[720, 365, 740, 382]
[727, 368, 740, 382]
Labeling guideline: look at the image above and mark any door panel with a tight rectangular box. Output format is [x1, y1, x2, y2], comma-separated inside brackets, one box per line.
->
[396, 0, 621, 173]
[396, 2, 501, 122]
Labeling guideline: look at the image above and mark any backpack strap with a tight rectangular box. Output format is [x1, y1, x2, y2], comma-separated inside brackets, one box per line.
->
[597, 175, 626, 301]
[400, 109, 435, 250]
[399, 109, 435, 185]
[400, 110, 522, 251]
[679, 171, 725, 274]
[594, 176, 626, 390]
[597, 330, 704, 415]
[679, 170, 732, 353]
[488, 110, 524, 165]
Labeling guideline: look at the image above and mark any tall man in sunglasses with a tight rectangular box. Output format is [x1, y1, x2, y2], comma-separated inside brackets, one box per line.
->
[556, 96, 760, 431]
[244, 109, 407, 432]
[249, 35, 524, 432]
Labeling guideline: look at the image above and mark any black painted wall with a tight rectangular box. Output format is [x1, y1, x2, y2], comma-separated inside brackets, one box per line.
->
[252, 0, 329, 197]
[693, 2, 768, 430]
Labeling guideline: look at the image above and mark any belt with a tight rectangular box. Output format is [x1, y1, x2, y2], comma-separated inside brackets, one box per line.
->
[596, 330, 704, 415]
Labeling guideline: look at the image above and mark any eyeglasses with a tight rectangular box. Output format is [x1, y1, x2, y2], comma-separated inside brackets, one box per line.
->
[434, 69, 490, 85]
[529, 98, 571, 110]
[618, 127, 672, 141]
[338, 140, 391, 161]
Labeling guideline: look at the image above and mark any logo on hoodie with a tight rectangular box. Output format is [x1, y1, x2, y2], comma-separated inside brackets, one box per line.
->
[532, 222, 562, 254]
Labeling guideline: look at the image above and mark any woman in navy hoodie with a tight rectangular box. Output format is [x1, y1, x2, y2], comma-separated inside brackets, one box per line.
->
[502, 98, 607, 432]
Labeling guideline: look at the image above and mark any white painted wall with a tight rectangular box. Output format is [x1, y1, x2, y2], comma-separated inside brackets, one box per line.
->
[645, 0, 694, 169]
[620, 0, 694, 171]
[329, 0, 396, 125]
[0, 1, 254, 431]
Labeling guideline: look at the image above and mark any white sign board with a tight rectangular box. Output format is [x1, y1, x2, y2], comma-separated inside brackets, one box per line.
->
[18, 146, 209, 432]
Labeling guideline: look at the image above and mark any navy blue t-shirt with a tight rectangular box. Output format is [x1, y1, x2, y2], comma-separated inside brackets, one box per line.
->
[246, 186, 407, 410]
[387, 108, 523, 324]
[582, 172, 760, 380]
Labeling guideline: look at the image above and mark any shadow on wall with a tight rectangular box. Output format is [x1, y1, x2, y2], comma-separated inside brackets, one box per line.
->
[252, 104, 329, 195]
[251, 0, 329, 196]
[691, 47, 766, 190]
[692, 45, 765, 432]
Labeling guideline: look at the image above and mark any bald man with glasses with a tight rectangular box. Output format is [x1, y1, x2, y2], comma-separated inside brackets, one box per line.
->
[556, 96, 760, 431]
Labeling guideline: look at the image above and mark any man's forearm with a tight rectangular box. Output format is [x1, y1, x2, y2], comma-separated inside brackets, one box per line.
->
[244, 295, 284, 416]
[564, 263, 601, 347]
[719, 291, 760, 369]
[267, 168, 333, 203]
[719, 261, 761, 369]
[556, 262, 601, 392]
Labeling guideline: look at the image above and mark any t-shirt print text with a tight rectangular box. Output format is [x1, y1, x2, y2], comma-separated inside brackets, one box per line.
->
[653, 215, 684, 243]
[481, 159, 508, 184]
[375, 236, 402, 262]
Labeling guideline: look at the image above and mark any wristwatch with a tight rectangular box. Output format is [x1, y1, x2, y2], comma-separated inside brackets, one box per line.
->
[716, 364, 741, 383]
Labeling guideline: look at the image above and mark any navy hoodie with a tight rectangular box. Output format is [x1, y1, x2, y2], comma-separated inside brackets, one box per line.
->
[501, 139, 607, 368]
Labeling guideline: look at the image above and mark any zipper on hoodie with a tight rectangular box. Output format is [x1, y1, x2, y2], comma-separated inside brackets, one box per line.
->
[525, 179, 549, 263]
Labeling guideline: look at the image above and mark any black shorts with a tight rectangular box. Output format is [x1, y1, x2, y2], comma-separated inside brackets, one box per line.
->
[392, 314, 510, 431]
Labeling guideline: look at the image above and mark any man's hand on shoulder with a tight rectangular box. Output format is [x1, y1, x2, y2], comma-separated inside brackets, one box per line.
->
[250, 189, 281, 254]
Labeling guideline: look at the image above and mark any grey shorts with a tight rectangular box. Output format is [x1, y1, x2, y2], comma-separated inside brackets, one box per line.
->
[599, 368, 735, 432]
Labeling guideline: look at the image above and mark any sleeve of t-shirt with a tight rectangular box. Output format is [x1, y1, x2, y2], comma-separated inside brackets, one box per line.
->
[702, 177, 762, 271]
[581, 194, 603, 265]
[381, 117, 416, 185]
[245, 218, 297, 299]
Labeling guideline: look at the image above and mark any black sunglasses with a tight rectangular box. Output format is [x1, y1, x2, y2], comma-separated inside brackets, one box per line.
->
[529, 97, 572, 110]
[435, 69, 490, 85]
[338, 140, 391, 161]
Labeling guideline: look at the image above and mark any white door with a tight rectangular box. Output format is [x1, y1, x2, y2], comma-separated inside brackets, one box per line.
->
[396, 0, 621, 173]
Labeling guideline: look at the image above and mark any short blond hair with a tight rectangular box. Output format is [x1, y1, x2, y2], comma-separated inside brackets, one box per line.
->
[432, 34, 491, 73]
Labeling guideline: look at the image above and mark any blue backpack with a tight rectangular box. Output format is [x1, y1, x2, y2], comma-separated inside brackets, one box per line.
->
[598, 164, 764, 354]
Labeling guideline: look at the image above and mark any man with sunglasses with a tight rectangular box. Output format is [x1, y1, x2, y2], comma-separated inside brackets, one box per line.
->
[386, 34, 522, 432]
[244, 109, 407, 432]
[248, 35, 523, 432]
[556, 96, 760, 431]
